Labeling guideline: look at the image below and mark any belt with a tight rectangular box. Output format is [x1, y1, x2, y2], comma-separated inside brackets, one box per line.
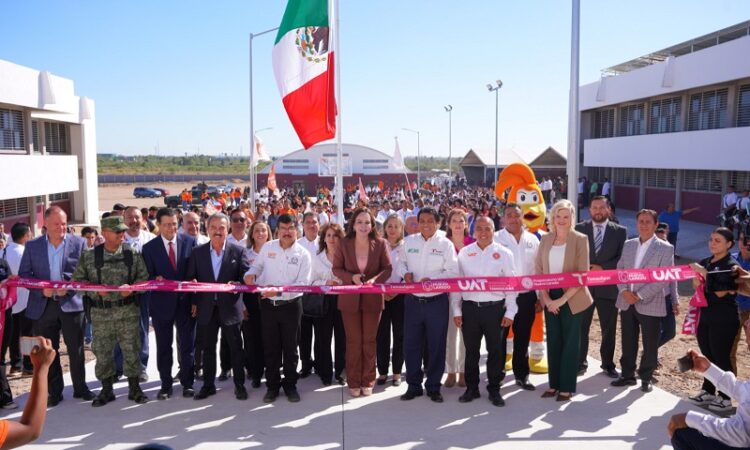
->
[411, 294, 443, 304]
[89, 297, 137, 309]
[265, 297, 300, 307]
[463, 299, 505, 308]
[44, 296, 60, 302]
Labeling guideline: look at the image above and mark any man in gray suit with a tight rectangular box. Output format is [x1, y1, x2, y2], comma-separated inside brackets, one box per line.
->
[575, 196, 627, 378]
[611, 209, 674, 393]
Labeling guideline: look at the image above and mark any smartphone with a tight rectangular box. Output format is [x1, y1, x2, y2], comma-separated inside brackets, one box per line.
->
[19, 336, 42, 356]
[677, 354, 694, 373]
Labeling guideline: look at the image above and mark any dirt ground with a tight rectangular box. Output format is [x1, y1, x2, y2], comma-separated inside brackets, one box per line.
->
[11, 183, 747, 409]
[96, 180, 242, 214]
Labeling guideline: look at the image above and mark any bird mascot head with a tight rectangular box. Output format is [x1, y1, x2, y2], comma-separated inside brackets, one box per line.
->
[494, 163, 546, 233]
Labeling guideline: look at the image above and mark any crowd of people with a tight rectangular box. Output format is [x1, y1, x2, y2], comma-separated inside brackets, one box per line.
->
[0, 180, 748, 449]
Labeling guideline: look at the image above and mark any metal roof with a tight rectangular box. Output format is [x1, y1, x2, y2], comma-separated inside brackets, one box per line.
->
[602, 20, 750, 75]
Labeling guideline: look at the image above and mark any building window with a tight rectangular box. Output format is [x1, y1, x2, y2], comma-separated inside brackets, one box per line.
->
[645, 169, 677, 189]
[649, 97, 682, 133]
[592, 108, 615, 138]
[0, 108, 25, 151]
[44, 122, 69, 153]
[682, 170, 722, 192]
[687, 88, 728, 131]
[0, 197, 30, 219]
[738, 84, 750, 127]
[32, 121, 40, 153]
[728, 171, 750, 190]
[618, 103, 646, 136]
[613, 168, 640, 186]
[49, 192, 70, 201]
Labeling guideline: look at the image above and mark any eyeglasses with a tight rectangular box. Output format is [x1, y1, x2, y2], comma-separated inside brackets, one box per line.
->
[231, 218, 247, 223]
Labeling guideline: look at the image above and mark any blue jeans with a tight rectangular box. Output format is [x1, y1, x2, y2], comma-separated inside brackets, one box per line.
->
[658, 295, 676, 348]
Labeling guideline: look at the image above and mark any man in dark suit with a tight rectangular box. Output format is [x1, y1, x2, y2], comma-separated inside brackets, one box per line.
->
[142, 208, 196, 399]
[185, 213, 250, 401]
[575, 196, 627, 378]
[18, 206, 94, 406]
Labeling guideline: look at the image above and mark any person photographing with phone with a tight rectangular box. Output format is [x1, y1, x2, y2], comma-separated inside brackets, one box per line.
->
[0, 336, 56, 449]
[688, 228, 741, 413]
[667, 319, 750, 449]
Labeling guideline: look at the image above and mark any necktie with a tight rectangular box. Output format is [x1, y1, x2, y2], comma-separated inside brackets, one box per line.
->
[168, 241, 177, 271]
[594, 225, 603, 254]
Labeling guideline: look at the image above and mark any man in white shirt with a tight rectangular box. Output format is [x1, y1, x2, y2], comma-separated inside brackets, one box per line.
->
[601, 177, 611, 198]
[317, 203, 330, 226]
[244, 214, 311, 403]
[123, 207, 155, 252]
[397, 207, 460, 402]
[120, 206, 155, 381]
[455, 216, 517, 407]
[494, 204, 540, 391]
[737, 189, 750, 214]
[376, 200, 396, 224]
[668, 333, 750, 449]
[723, 185, 738, 212]
[4, 223, 33, 375]
[182, 212, 210, 245]
[227, 209, 249, 248]
[297, 212, 320, 377]
[397, 200, 413, 225]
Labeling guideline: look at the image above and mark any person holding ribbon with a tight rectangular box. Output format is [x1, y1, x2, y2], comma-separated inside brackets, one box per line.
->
[444, 208, 471, 389]
[310, 222, 346, 386]
[535, 200, 593, 402]
[333, 207, 392, 397]
[242, 220, 272, 389]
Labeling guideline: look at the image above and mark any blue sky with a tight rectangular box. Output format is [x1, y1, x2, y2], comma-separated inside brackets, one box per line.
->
[2, 1, 748, 162]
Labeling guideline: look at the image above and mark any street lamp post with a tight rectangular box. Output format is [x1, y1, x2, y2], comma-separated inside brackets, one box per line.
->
[401, 128, 420, 184]
[444, 105, 453, 189]
[249, 27, 279, 207]
[487, 80, 503, 187]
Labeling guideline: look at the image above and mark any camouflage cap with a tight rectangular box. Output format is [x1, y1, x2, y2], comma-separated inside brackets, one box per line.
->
[101, 216, 128, 232]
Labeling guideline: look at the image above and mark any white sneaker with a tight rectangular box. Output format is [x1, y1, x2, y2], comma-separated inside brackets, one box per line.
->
[707, 397, 733, 412]
[688, 390, 716, 405]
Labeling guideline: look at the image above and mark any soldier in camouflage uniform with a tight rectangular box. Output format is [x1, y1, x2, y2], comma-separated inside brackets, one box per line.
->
[72, 216, 150, 406]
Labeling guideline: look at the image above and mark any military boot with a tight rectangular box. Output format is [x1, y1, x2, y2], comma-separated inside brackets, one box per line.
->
[127, 377, 149, 404]
[92, 378, 116, 407]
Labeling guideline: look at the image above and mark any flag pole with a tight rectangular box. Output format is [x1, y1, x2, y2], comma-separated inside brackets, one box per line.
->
[334, 0, 344, 225]
[566, 0, 580, 214]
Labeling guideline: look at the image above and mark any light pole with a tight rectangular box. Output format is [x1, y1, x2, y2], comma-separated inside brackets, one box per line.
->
[487, 80, 503, 187]
[444, 105, 453, 188]
[249, 27, 279, 207]
[401, 128, 420, 184]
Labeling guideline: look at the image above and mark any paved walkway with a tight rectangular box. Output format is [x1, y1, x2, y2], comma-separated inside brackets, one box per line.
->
[0, 331, 711, 450]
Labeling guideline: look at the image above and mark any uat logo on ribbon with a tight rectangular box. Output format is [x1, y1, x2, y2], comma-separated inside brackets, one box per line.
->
[457, 279, 487, 291]
[422, 281, 450, 292]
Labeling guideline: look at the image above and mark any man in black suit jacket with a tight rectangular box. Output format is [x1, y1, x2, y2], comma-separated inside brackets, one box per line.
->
[185, 213, 250, 400]
[575, 196, 627, 378]
[142, 208, 197, 399]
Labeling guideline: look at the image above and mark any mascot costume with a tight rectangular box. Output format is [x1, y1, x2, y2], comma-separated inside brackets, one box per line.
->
[495, 163, 548, 374]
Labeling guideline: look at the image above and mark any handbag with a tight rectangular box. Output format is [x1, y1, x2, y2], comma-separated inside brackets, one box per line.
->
[302, 293, 330, 318]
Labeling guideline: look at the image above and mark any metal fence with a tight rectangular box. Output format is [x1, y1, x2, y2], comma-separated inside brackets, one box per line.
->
[98, 174, 251, 184]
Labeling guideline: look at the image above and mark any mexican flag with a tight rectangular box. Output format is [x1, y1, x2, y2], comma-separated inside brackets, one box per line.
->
[272, 0, 336, 149]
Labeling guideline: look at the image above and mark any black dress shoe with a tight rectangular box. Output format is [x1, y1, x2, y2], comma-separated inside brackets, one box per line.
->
[400, 390, 423, 401]
[640, 381, 653, 393]
[263, 388, 280, 403]
[488, 391, 505, 407]
[182, 387, 195, 398]
[218, 370, 231, 381]
[603, 368, 620, 379]
[335, 375, 346, 386]
[376, 377, 387, 386]
[193, 386, 217, 400]
[322, 379, 332, 387]
[235, 386, 248, 400]
[427, 392, 444, 403]
[577, 366, 587, 376]
[515, 379, 536, 391]
[158, 389, 173, 400]
[610, 377, 637, 387]
[47, 395, 63, 407]
[458, 389, 480, 403]
[283, 386, 301, 403]
[74, 390, 96, 401]
[251, 379, 262, 389]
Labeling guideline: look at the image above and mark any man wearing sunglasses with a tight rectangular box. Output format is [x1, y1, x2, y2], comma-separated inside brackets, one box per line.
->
[227, 209, 249, 248]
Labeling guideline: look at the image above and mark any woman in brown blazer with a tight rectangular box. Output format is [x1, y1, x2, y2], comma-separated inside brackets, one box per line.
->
[534, 199, 593, 402]
[333, 207, 392, 397]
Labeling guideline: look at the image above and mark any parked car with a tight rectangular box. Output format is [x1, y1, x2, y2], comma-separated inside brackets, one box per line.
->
[133, 187, 161, 198]
[164, 188, 203, 208]
[153, 187, 170, 197]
